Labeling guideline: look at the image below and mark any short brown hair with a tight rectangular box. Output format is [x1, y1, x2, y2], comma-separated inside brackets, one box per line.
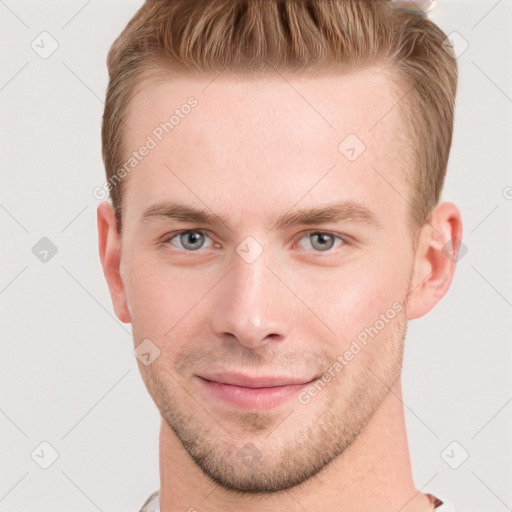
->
[101, 0, 458, 234]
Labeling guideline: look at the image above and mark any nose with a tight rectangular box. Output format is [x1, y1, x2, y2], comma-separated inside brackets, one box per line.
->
[209, 248, 292, 350]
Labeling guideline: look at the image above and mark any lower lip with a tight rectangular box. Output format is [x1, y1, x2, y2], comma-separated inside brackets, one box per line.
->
[196, 377, 316, 409]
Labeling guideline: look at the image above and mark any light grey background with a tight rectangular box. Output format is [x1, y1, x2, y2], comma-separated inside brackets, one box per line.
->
[1, 1, 511, 511]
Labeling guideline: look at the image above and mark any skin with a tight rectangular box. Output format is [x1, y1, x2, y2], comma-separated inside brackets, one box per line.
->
[97, 65, 463, 512]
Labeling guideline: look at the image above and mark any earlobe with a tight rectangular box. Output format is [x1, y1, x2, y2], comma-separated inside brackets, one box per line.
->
[406, 202, 463, 320]
[97, 201, 132, 324]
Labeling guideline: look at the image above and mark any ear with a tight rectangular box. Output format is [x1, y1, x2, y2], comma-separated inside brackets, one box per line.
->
[406, 202, 464, 319]
[97, 201, 131, 323]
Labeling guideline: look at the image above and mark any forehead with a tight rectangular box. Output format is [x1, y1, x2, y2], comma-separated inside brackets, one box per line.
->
[122, 66, 410, 229]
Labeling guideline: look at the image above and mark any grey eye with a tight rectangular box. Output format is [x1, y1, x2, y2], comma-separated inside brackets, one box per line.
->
[173, 231, 209, 251]
[298, 232, 343, 252]
[310, 233, 335, 251]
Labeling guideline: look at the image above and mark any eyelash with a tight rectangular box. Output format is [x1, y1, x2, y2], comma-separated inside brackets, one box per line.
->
[160, 229, 349, 254]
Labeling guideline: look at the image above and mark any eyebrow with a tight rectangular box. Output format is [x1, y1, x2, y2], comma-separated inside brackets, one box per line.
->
[140, 200, 383, 231]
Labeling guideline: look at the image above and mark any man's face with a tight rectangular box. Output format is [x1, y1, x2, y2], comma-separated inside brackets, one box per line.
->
[118, 66, 416, 492]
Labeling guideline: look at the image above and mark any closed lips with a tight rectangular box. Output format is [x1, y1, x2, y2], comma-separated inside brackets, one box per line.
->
[196, 374, 318, 388]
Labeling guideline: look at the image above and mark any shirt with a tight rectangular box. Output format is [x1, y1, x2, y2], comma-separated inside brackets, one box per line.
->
[138, 490, 457, 511]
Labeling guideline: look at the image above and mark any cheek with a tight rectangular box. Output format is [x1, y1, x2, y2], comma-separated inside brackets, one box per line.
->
[123, 257, 197, 337]
[124, 252, 235, 348]
[293, 249, 411, 345]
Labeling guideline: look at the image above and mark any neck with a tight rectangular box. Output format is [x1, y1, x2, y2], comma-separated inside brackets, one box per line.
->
[158, 377, 432, 512]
